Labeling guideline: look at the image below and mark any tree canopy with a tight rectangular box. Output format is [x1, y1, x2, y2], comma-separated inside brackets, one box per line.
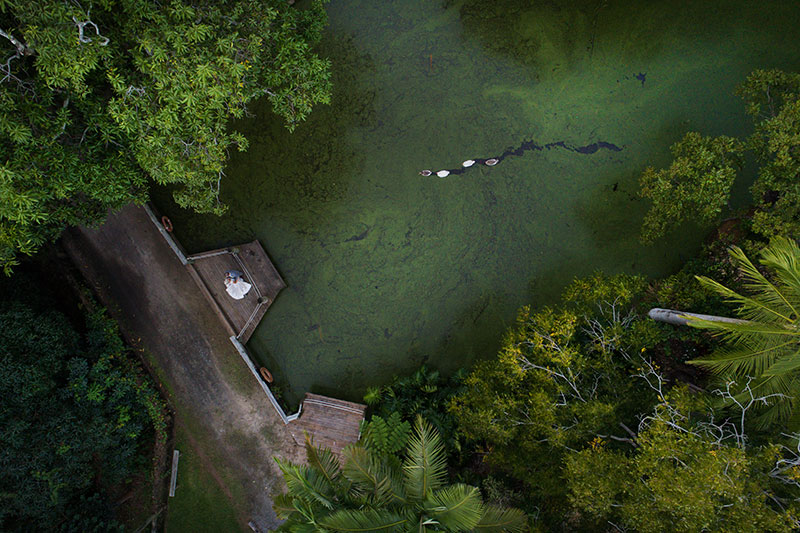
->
[0, 0, 331, 271]
[639, 132, 743, 243]
[639, 69, 800, 242]
[567, 388, 799, 532]
[0, 276, 165, 531]
[448, 273, 662, 522]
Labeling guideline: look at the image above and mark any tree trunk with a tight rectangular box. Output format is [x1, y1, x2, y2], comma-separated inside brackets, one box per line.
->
[647, 307, 748, 327]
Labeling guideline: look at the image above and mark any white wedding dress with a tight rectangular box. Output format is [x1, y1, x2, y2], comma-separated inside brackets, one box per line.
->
[225, 276, 252, 300]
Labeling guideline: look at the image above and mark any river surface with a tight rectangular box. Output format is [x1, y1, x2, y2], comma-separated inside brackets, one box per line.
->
[154, 0, 800, 406]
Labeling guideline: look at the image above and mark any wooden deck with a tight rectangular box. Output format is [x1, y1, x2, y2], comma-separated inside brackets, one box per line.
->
[289, 393, 367, 456]
[186, 241, 285, 343]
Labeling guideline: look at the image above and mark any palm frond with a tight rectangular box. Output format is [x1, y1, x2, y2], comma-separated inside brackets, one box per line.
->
[305, 433, 342, 485]
[728, 244, 799, 320]
[423, 484, 483, 531]
[318, 508, 409, 532]
[275, 457, 336, 510]
[764, 349, 800, 377]
[686, 315, 799, 342]
[403, 415, 447, 500]
[342, 445, 406, 506]
[473, 505, 528, 533]
[695, 275, 794, 325]
[752, 394, 795, 430]
[758, 237, 800, 315]
[689, 341, 795, 376]
[286, 522, 322, 533]
[273, 492, 297, 520]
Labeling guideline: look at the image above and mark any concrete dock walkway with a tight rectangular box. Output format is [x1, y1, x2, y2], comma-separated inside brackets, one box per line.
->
[62, 205, 303, 531]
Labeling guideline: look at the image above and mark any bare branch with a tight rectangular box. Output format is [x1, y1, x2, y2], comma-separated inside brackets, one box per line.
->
[72, 14, 110, 46]
[0, 29, 30, 56]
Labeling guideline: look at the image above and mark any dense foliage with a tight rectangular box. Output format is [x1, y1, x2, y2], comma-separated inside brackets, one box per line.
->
[449, 274, 661, 520]
[0, 0, 331, 271]
[639, 69, 800, 242]
[365, 365, 466, 455]
[639, 133, 743, 243]
[0, 274, 165, 531]
[567, 388, 798, 532]
[274, 416, 528, 532]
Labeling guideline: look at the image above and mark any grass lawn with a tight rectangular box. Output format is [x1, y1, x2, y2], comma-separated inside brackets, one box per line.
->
[165, 424, 248, 533]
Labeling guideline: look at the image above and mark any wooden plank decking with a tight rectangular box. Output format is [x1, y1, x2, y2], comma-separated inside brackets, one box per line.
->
[187, 241, 286, 343]
[289, 393, 367, 456]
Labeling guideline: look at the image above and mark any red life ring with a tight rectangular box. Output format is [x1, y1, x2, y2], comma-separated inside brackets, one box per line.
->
[259, 367, 274, 384]
[161, 216, 173, 233]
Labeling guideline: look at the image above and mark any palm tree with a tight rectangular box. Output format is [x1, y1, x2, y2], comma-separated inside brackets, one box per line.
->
[685, 237, 800, 427]
[273, 415, 528, 532]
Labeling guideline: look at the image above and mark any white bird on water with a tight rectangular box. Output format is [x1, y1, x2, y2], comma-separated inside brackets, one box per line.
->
[485, 158, 499, 166]
[462, 159, 475, 167]
[437, 170, 450, 178]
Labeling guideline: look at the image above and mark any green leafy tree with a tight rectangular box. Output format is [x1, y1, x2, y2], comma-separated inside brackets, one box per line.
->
[639, 132, 744, 242]
[639, 69, 800, 242]
[274, 416, 528, 532]
[449, 273, 660, 525]
[0, 300, 164, 531]
[739, 70, 800, 238]
[688, 236, 800, 428]
[566, 386, 799, 532]
[0, 0, 331, 270]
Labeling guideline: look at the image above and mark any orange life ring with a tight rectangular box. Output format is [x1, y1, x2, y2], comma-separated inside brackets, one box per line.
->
[259, 367, 274, 384]
[161, 216, 173, 233]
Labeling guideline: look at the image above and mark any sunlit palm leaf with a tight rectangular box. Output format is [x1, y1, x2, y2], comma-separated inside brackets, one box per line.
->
[273, 492, 297, 520]
[423, 484, 483, 531]
[318, 509, 409, 532]
[764, 349, 800, 376]
[685, 238, 800, 427]
[759, 237, 800, 306]
[305, 433, 342, 485]
[403, 415, 447, 500]
[695, 275, 794, 324]
[686, 316, 796, 337]
[729, 244, 799, 320]
[690, 341, 795, 376]
[342, 445, 406, 506]
[473, 505, 528, 533]
[275, 457, 336, 510]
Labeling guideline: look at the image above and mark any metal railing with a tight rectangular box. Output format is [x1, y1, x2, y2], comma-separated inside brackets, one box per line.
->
[229, 336, 301, 424]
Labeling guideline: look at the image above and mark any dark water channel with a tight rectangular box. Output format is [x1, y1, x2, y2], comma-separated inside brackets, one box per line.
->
[155, 0, 800, 406]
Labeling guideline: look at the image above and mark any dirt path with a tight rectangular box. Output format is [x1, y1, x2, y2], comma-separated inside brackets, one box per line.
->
[62, 205, 305, 532]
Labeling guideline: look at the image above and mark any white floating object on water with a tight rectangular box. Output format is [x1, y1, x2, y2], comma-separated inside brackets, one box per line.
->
[436, 170, 450, 178]
[419, 169, 432, 176]
[485, 158, 499, 166]
[462, 159, 475, 167]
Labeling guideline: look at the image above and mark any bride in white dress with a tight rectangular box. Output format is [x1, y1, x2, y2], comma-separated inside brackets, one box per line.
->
[224, 270, 252, 300]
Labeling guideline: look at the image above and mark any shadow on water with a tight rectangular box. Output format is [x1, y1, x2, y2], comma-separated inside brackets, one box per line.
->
[454, 0, 602, 70]
[152, 33, 378, 247]
[223, 33, 378, 231]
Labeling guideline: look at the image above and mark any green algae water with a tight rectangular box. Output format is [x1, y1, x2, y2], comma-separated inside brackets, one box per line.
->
[155, 0, 800, 406]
